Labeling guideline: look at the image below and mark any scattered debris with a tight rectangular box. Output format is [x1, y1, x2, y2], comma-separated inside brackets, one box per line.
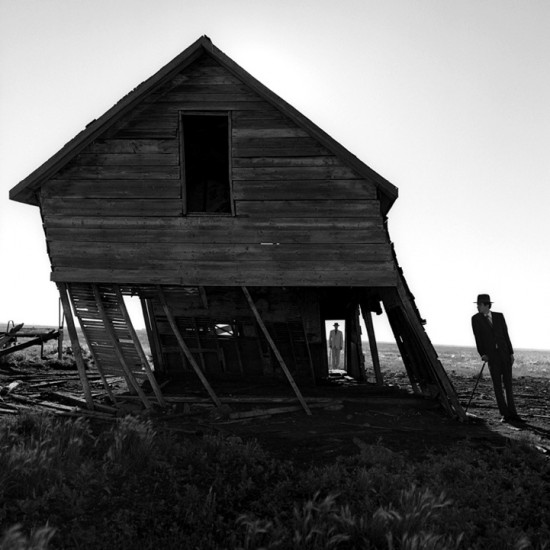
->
[0, 323, 61, 360]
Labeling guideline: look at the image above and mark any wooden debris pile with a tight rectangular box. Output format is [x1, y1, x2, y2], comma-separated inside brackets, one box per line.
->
[0, 368, 124, 420]
[0, 323, 61, 360]
[0, 365, 353, 423]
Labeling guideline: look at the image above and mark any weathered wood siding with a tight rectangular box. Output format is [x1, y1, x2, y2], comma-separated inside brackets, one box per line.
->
[42, 54, 396, 286]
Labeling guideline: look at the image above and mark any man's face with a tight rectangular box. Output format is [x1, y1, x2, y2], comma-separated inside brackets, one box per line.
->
[477, 302, 491, 315]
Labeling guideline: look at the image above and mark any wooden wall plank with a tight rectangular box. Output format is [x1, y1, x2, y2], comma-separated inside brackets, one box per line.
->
[232, 180, 375, 201]
[42, 198, 182, 217]
[51, 266, 397, 286]
[146, 101, 273, 113]
[42, 180, 181, 199]
[44, 216, 388, 245]
[58, 165, 179, 179]
[157, 92, 260, 102]
[232, 166, 360, 180]
[53, 263, 396, 281]
[233, 128, 309, 138]
[169, 84, 252, 94]
[71, 153, 179, 166]
[49, 242, 392, 263]
[236, 200, 380, 217]
[233, 137, 329, 157]
[232, 156, 343, 167]
[85, 139, 177, 154]
[43, 215, 383, 231]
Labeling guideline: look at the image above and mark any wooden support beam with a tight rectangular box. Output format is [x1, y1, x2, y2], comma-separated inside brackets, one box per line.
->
[57, 298, 64, 360]
[56, 283, 94, 410]
[115, 286, 167, 408]
[62, 295, 117, 405]
[199, 286, 209, 309]
[394, 277, 466, 420]
[381, 297, 423, 395]
[345, 305, 365, 382]
[92, 285, 151, 409]
[0, 331, 59, 358]
[301, 318, 316, 383]
[361, 306, 384, 385]
[140, 297, 165, 374]
[192, 317, 208, 373]
[157, 286, 222, 408]
[242, 286, 311, 416]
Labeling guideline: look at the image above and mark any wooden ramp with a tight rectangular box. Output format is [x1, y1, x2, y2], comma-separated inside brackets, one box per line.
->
[66, 283, 165, 408]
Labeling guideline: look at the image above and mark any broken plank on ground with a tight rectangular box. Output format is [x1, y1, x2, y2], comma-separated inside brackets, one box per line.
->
[118, 395, 335, 405]
[224, 401, 343, 421]
[50, 391, 118, 414]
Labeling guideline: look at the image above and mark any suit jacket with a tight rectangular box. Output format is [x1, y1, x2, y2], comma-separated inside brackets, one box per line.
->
[329, 329, 343, 350]
[471, 311, 514, 360]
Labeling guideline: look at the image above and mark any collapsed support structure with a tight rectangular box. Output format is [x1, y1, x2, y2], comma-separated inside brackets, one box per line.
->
[9, 36, 466, 420]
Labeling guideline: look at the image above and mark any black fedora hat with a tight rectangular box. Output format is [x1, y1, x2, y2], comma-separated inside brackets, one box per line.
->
[475, 294, 492, 304]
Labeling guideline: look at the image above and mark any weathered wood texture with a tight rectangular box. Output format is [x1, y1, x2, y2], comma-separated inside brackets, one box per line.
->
[41, 53, 396, 287]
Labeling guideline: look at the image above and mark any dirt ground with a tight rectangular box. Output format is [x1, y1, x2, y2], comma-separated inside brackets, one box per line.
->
[158, 371, 550, 464]
[1, 362, 549, 463]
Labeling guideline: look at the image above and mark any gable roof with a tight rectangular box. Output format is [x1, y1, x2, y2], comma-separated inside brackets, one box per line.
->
[9, 35, 398, 212]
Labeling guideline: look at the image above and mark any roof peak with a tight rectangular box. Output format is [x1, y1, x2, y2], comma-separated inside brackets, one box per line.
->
[9, 35, 397, 211]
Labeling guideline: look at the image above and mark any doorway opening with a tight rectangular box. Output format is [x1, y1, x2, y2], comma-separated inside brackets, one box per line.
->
[325, 319, 345, 372]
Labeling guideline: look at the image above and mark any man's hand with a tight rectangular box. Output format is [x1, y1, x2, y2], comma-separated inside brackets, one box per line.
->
[481, 355, 489, 362]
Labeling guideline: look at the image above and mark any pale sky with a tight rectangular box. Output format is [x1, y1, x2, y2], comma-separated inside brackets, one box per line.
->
[1, 0, 549, 350]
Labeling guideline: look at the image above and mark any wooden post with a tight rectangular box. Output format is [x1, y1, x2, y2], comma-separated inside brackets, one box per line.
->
[361, 307, 384, 385]
[346, 307, 365, 382]
[57, 298, 64, 360]
[67, 293, 117, 404]
[56, 283, 94, 410]
[115, 286, 167, 408]
[140, 297, 165, 374]
[301, 318, 316, 383]
[157, 287, 222, 408]
[199, 286, 209, 309]
[192, 317, 208, 373]
[92, 285, 152, 409]
[242, 286, 311, 416]
[394, 277, 467, 420]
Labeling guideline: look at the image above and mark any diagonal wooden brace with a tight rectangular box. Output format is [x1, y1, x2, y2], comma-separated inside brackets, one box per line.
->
[242, 286, 311, 416]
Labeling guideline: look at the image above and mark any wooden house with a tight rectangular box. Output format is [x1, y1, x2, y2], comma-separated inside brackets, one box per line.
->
[10, 36, 465, 419]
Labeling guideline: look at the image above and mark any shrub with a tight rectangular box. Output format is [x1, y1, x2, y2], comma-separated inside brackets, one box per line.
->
[0, 413, 548, 549]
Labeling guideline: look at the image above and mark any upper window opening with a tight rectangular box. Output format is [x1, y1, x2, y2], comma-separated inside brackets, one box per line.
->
[182, 114, 231, 214]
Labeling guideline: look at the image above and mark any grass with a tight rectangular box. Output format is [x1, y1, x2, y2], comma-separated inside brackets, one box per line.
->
[2, 338, 550, 548]
[0, 413, 549, 549]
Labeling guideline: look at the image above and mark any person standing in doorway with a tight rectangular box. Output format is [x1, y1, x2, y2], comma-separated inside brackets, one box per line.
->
[329, 322, 344, 369]
[471, 294, 522, 422]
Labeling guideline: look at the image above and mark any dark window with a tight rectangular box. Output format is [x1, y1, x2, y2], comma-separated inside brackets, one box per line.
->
[182, 114, 231, 213]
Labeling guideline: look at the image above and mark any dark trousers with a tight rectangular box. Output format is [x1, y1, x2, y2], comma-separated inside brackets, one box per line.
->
[488, 348, 517, 417]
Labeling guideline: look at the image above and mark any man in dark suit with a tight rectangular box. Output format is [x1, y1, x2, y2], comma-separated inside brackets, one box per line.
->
[471, 294, 521, 422]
